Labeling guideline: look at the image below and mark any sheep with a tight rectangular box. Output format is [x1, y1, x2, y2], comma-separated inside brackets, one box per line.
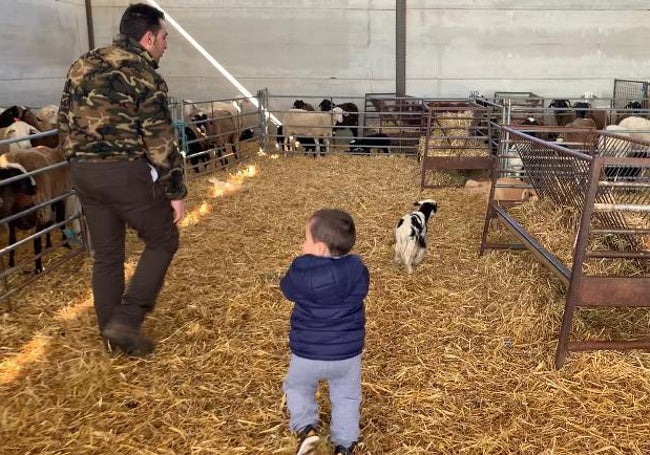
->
[502, 126, 535, 179]
[318, 99, 360, 138]
[617, 116, 650, 143]
[0, 146, 73, 273]
[210, 100, 241, 117]
[183, 120, 211, 173]
[599, 124, 628, 149]
[282, 107, 344, 155]
[0, 106, 58, 148]
[292, 100, 315, 111]
[276, 125, 319, 155]
[557, 117, 597, 147]
[548, 99, 573, 126]
[394, 199, 438, 274]
[35, 104, 59, 129]
[616, 101, 646, 123]
[4, 121, 41, 152]
[598, 124, 647, 180]
[182, 99, 205, 123]
[349, 133, 391, 154]
[201, 110, 240, 166]
[239, 128, 255, 142]
[573, 101, 608, 130]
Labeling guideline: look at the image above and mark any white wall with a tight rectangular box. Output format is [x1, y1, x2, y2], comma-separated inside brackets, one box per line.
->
[406, 0, 650, 99]
[0, 0, 89, 107]
[2, 1, 650, 108]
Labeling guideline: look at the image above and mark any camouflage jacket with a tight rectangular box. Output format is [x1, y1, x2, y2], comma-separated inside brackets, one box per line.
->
[58, 34, 187, 200]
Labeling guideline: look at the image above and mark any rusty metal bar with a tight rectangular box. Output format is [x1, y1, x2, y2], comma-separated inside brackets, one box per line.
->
[492, 204, 571, 285]
[576, 277, 650, 306]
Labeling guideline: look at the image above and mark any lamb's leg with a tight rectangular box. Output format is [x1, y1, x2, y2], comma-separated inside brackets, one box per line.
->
[33, 231, 44, 274]
[323, 137, 330, 156]
[216, 140, 228, 167]
[54, 200, 70, 249]
[394, 240, 403, 263]
[231, 138, 239, 161]
[413, 248, 426, 266]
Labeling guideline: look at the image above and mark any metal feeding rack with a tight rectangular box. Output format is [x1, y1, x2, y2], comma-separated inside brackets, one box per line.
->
[481, 125, 650, 368]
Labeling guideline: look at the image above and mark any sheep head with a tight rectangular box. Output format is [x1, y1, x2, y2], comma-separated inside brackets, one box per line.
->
[331, 107, 344, 124]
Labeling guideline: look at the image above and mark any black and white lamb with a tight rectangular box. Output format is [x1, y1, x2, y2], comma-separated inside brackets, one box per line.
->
[394, 199, 438, 274]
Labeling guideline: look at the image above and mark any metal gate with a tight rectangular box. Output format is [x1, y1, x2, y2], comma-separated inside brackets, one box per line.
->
[613, 79, 649, 109]
[481, 125, 650, 368]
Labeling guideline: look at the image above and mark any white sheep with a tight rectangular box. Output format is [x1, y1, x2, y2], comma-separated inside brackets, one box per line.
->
[282, 107, 344, 155]
[35, 104, 59, 129]
[616, 116, 650, 143]
[394, 199, 438, 274]
[182, 100, 206, 123]
[4, 120, 40, 152]
[599, 124, 646, 180]
[598, 125, 628, 153]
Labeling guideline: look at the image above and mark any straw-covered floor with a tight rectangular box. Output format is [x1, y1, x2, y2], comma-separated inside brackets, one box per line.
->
[1, 153, 650, 454]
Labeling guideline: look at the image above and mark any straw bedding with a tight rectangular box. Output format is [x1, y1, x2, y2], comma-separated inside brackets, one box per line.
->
[1, 153, 650, 454]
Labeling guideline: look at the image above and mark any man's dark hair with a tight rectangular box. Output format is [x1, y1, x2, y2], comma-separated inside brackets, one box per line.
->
[309, 209, 356, 257]
[119, 3, 164, 42]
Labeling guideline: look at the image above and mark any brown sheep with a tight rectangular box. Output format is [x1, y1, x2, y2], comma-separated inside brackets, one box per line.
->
[202, 110, 240, 167]
[0, 146, 72, 273]
[558, 118, 597, 147]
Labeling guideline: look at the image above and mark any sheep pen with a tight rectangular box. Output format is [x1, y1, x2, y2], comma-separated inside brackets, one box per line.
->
[1, 153, 650, 454]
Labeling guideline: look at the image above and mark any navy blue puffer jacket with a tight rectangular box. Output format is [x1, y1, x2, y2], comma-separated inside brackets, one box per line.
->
[280, 254, 369, 361]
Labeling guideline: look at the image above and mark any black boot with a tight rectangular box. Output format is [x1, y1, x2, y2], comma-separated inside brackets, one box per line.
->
[102, 321, 154, 356]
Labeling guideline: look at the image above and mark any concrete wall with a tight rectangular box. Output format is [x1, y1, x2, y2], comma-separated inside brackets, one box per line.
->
[0, 0, 89, 107]
[2, 1, 649, 108]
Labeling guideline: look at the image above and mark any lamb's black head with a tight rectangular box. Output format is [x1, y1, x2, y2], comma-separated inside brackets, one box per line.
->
[573, 101, 591, 118]
[319, 99, 333, 111]
[0, 106, 26, 128]
[625, 101, 643, 110]
[413, 199, 438, 222]
[549, 99, 570, 110]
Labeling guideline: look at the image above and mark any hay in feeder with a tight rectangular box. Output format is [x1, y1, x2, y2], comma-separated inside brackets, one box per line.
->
[418, 110, 489, 160]
[1, 154, 650, 454]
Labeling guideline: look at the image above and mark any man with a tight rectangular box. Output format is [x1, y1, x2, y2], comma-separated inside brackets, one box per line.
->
[58, 3, 187, 356]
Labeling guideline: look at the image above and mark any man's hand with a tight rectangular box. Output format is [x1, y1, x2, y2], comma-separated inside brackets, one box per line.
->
[170, 199, 186, 224]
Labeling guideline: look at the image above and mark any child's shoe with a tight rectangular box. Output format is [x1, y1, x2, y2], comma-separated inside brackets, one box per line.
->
[295, 425, 319, 455]
[334, 442, 358, 455]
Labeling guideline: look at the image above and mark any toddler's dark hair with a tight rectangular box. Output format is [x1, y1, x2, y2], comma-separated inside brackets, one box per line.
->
[309, 209, 356, 256]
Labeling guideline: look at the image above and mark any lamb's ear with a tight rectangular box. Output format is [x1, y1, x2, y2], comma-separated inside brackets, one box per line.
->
[413, 201, 421, 207]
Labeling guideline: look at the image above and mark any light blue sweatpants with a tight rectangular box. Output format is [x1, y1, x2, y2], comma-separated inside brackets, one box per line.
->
[283, 353, 362, 448]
